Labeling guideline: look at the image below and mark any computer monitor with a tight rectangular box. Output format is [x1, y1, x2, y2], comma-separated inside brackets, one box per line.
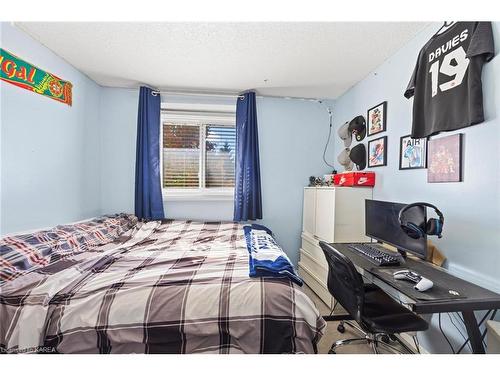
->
[365, 199, 427, 259]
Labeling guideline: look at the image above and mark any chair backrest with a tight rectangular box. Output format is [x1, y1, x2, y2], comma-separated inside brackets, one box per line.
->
[319, 241, 365, 322]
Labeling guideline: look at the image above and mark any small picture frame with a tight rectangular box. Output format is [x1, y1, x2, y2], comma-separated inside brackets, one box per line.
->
[367, 101, 387, 136]
[368, 136, 387, 168]
[399, 135, 427, 170]
[427, 134, 463, 183]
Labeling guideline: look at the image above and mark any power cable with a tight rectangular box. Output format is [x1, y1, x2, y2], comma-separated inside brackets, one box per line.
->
[317, 100, 335, 170]
[439, 313, 456, 354]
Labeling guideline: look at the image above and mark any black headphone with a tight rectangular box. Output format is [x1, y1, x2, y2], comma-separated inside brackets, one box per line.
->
[398, 202, 444, 239]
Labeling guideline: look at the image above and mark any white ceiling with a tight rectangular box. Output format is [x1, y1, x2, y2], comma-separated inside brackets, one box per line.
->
[17, 22, 428, 99]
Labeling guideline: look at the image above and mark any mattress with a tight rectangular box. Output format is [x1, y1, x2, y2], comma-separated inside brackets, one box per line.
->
[0, 220, 326, 354]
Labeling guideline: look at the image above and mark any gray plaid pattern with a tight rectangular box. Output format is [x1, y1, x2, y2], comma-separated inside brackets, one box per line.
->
[0, 220, 325, 354]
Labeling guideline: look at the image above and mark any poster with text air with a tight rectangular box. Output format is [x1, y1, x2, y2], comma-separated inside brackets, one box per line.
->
[0, 48, 72, 106]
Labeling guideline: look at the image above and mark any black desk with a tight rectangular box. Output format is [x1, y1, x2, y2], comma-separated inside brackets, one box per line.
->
[329, 243, 500, 354]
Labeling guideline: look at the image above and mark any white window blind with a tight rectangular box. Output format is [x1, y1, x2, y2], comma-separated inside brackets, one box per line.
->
[205, 125, 236, 188]
[163, 124, 200, 188]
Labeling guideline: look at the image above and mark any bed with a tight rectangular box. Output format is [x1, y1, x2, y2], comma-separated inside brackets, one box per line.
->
[0, 217, 326, 354]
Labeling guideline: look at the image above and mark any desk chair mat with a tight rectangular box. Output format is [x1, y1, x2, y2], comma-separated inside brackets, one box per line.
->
[370, 267, 466, 301]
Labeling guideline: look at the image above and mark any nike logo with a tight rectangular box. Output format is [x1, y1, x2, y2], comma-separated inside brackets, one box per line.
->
[358, 177, 368, 184]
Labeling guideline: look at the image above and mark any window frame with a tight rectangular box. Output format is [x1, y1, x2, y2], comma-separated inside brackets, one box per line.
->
[160, 111, 236, 201]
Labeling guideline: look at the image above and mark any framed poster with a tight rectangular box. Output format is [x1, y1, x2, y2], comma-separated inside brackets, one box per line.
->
[427, 134, 463, 183]
[368, 136, 387, 168]
[367, 101, 387, 136]
[399, 135, 427, 170]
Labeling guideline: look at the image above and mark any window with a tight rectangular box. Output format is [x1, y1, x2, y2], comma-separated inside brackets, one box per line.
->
[162, 114, 236, 197]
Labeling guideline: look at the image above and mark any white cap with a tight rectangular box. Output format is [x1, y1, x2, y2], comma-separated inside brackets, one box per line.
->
[337, 122, 352, 147]
[337, 148, 353, 171]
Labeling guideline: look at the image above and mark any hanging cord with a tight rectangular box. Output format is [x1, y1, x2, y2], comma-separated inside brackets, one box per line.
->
[448, 313, 471, 352]
[318, 100, 335, 170]
[439, 313, 456, 353]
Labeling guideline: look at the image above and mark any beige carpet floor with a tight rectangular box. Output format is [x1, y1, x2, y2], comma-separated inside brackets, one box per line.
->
[302, 285, 410, 354]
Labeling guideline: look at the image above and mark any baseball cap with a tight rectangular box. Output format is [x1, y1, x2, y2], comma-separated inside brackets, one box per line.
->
[349, 143, 366, 170]
[337, 148, 354, 171]
[337, 122, 352, 147]
[348, 115, 367, 142]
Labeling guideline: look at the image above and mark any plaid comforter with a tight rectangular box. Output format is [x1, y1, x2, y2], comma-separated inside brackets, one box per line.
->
[0, 214, 138, 284]
[0, 220, 326, 354]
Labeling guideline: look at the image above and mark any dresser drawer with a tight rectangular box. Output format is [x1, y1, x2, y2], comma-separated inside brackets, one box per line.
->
[298, 263, 334, 309]
[299, 248, 328, 286]
[301, 232, 327, 265]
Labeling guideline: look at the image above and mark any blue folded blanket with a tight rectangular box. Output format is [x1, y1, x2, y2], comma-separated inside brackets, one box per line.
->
[244, 224, 303, 286]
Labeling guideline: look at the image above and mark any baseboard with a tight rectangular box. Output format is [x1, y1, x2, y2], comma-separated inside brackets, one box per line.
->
[398, 333, 429, 354]
[447, 263, 500, 294]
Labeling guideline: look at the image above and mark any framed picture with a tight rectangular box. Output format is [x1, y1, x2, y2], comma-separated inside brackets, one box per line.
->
[399, 135, 427, 170]
[367, 101, 387, 136]
[427, 134, 463, 183]
[368, 136, 387, 168]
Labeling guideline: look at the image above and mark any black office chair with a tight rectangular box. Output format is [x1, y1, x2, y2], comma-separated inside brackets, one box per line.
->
[319, 241, 429, 354]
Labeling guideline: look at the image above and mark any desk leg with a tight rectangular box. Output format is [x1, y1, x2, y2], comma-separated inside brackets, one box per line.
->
[461, 310, 485, 354]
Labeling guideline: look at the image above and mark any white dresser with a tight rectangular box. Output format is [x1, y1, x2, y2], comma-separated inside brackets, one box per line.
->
[298, 186, 373, 308]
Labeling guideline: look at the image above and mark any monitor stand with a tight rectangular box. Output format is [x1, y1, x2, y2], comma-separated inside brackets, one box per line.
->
[397, 249, 408, 259]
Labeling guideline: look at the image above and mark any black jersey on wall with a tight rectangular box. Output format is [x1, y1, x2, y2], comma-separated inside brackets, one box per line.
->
[404, 22, 495, 138]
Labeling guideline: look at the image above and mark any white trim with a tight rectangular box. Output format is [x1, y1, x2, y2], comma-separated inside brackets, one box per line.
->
[199, 124, 205, 189]
[163, 190, 234, 202]
[162, 111, 235, 125]
[399, 333, 430, 354]
[161, 102, 236, 114]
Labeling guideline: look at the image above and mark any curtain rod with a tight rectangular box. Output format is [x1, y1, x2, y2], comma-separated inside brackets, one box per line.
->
[151, 90, 327, 102]
[151, 90, 245, 99]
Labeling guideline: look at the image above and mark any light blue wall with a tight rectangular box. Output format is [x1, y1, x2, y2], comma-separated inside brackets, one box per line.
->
[99, 88, 333, 265]
[330, 22, 500, 352]
[256, 97, 333, 265]
[99, 88, 137, 214]
[0, 23, 102, 234]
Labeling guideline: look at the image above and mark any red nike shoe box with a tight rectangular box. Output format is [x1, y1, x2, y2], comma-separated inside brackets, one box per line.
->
[333, 172, 376, 187]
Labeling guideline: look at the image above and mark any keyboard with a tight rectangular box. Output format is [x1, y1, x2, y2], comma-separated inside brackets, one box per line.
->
[348, 243, 401, 266]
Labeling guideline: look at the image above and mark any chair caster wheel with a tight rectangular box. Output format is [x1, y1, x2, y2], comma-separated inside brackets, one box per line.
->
[337, 323, 345, 333]
[328, 349, 337, 354]
[389, 334, 397, 341]
[381, 335, 390, 344]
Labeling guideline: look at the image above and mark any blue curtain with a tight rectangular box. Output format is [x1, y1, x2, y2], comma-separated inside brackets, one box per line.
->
[134, 86, 165, 220]
[233, 91, 263, 221]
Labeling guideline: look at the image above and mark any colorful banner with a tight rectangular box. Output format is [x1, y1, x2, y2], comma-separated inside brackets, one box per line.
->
[0, 48, 72, 106]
